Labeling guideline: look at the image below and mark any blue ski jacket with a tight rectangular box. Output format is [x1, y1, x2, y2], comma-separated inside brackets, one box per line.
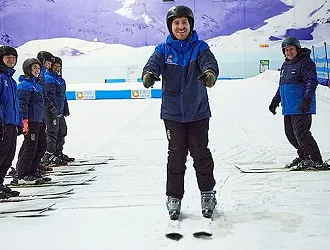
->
[0, 66, 22, 126]
[44, 70, 66, 115]
[272, 48, 318, 115]
[58, 75, 70, 117]
[17, 75, 44, 122]
[142, 31, 219, 123]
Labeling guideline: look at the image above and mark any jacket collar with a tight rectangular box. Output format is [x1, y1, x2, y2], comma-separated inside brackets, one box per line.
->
[166, 30, 199, 52]
[0, 65, 15, 76]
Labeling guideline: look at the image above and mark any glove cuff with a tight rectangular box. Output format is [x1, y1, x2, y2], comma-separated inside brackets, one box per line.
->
[204, 69, 216, 75]
[142, 71, 160, 81]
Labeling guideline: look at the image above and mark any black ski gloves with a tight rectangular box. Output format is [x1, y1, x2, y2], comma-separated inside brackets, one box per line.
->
[198, 69, 216, 88]
[49, 105, 57, 114]
[299, 98, 312, 113]
[269, 100, 280, 115]
[142, 71, 160, 89]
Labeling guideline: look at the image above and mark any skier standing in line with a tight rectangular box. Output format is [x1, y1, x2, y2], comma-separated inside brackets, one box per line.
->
[40, 56, 68, 166]
[52, 56, 75, 163]
[142, 5, 219, 219]
[36, 51, 63, 169]
[269, 37, 324, 169]
[0, 46, 22, 197]
[14, 58, 51, 184]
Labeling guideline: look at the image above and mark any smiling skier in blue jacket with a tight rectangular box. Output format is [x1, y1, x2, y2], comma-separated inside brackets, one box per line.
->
[269, 37, 324, 170]
[15, 58, 50, 185]
[0, 46, 22, 197]
[142, 5, 219, 220]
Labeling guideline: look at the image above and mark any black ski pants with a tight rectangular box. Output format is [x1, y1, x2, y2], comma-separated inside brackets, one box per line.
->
[284, 114, 322, 163]
[0, 125, 18, 184]
[16, 122, 46, 178]
[44, 110, 60, 154]
[164, 118, 216, 200]
[55, 115, 68, 155]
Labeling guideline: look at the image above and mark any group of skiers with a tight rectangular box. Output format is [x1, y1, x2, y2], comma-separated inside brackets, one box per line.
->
[0, 48, 74, 199]
[141, 5, 327, 220]
[0, 4, 326, 220]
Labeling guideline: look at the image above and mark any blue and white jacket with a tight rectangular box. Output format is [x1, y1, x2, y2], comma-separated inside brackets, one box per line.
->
[0, 65, 22, 125]
[272, 48, 318, 115]
[44, 70, 66, 115]
[17, 75, 44, 122]
[142, 31, 219, 123]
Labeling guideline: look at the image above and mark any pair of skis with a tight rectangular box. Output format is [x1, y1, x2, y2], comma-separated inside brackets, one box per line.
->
[0, 200, 56, 218]
[234, 164, 330, 173]
[0, 188, 74, 203]
[165, 216, 213, 240]
[5, 157, 109, 179]
[50, 156, 114, 167]
[7, 175, 97, 188]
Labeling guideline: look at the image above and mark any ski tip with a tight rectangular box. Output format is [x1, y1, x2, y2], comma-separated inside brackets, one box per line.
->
[233, 165, 244, 172]
[193, 231, 212, 238]
[66, 188, 74, 194]
[165, 233, 183, 241]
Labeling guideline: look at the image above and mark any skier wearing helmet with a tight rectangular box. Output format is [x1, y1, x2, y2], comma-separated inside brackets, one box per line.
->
[35, 51, 57, 172]
[269, 37, 325, 170]
[142, 5, 219, 220]
[41, 56, 67, 166]
[52, 56, 75, 163]
[0, 46, 21, 197]
[14, 58, 51, 185]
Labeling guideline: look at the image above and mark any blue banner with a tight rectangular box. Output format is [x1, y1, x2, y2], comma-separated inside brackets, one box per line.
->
[313, 43, 329, 86]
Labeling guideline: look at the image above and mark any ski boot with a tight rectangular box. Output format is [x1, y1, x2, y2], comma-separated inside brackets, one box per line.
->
[42, 152, 67, 166]
[38, 163, 53, 173]
[0, 184, 20, 197]
[201, 190, 217, 219]
[32, 170, 52, 182]
[166, 197, 181, 220]
[296, 158, 322, 170]
[0, 190, 8, 199]
[57, 153, 75, 162]
[7, 167, 18, 178]
[285, 157, 302, 168]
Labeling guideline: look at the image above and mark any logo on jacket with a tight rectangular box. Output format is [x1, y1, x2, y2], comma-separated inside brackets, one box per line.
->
[4, 80, 8, 86]
[166, 54, 173, 64]
[291, 69, 297, 75]
[280, 70, 284, 78]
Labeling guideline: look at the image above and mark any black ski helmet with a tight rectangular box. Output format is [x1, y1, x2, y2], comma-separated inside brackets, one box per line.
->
[52, 56, 63, 75]
[22, 58, 41, 78]
[37, 51, 55, 65]
[0, 45, 18, 67]
[53, 56, 62, 65]
[166, 5, 194, 34]
[281, 37, 301, 54]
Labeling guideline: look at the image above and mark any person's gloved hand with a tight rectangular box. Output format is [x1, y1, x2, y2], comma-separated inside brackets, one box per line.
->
[299, 98, 312, 113]
[269, 100, 280, 115]
[48, 105, 57, 114]
[23, 119, 29, 135]
[198, 69, 216, 88]
[142, 71, 160, 88]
